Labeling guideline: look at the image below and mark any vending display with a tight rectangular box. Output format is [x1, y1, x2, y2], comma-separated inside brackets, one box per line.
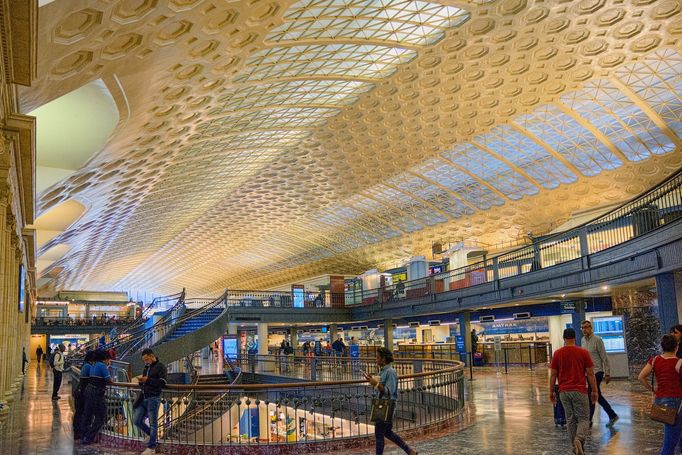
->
[592, 316, 626, 353]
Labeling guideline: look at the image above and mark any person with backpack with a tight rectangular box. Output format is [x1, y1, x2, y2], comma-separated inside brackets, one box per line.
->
[51, 343, 66, 400]
[80, 350, 113, 445]
[73, 350, 96, 440]
[638, 334, 682, 455]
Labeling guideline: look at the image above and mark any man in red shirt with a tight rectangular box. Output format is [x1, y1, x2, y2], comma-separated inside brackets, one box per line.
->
[549, 328, 599, 455]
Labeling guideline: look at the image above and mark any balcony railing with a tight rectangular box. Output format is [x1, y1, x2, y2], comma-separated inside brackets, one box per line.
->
[32, 316, 137, 328]
[224, 167, 682, 308]
[73, 356, 464, 450]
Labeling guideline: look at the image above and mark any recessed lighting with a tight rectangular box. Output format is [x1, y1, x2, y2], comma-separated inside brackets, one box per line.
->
[602, 285, 609, 291]
[561, 294, 566, 298]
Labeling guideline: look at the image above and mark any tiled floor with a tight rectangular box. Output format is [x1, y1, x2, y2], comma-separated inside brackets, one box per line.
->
[0, 363, 662, 454]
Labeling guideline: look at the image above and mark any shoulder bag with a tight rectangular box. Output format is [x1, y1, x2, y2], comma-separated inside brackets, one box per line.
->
[370, 387, 396, 423]
[649, 356, 682, 425]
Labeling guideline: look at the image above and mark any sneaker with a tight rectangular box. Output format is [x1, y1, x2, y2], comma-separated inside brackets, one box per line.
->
[573, 439, 584, 455]
[141, 448, 156, 455]
[143, 436, 150, 445]
[606, 415, 619, 427]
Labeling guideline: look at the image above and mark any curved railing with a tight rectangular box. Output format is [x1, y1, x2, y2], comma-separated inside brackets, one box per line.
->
[91, 356, 464, 451]
[218, 167, 682, 308]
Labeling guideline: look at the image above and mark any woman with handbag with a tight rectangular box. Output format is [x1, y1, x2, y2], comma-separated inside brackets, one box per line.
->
[363, 347, 418, 455]
[638, 334, 682, 455]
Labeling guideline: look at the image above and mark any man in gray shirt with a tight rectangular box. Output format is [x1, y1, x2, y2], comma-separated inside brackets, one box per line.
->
[580, 320, 619, 427]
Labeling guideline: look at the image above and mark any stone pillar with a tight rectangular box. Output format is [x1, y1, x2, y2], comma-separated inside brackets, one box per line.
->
[257, 323, 273, 373]
[289, 327, 297, 351]
[655, 272, 682, 333]
[572, 300, 586, 346]
[329, 323, 337, 342]
[612, 289, 659, 377]
[459, 312, 472, 366]
[384, 319, 393, 350]
[227, 323, 237, 335]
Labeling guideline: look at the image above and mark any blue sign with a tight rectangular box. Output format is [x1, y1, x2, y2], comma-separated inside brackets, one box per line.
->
[455, 336, 466, 353]
[350, 344, 360, 358]
[560, 302, 577, 314]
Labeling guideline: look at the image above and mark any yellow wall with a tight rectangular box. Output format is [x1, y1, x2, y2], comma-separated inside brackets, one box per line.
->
[29, 334, 46, 360]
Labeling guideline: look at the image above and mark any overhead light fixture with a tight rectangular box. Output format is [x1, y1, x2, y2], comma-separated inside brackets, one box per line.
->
[561, 294, 566, 298]
[602, 285, 609, 291]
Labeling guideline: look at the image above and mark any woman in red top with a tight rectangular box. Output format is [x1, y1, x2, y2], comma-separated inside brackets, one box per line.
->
[638, 334, 682, 455]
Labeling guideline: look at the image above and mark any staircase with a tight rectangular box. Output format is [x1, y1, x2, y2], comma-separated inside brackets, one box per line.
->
[166, 373, 242, 441]
[123, 292, 230, 372]
[162, 307, 224, 343]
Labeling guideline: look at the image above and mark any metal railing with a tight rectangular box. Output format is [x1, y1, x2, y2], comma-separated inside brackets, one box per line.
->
[221, 168, 682, 308]
[72, 290, 186, 356]
[84, 356, 463, 449]
[32, 316, 137, 327]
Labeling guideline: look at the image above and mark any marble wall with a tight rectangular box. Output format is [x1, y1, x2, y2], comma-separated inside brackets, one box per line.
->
[612, 290, 660, 377]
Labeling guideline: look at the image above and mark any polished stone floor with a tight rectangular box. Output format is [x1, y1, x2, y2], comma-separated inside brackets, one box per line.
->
[0, 363, 662, 454]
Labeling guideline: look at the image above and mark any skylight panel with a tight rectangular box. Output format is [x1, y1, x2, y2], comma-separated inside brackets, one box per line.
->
[513, 105, 622, 177]
[412, 159, 503, 210]
[235, 44, 417, 82]
[366, 184, 447, 226]
[387, 173, 470, 218]
[475, 125, 577, 188]
[270, 0, 469, 46]
[560, 79, 675, 161]
[614, 48, 682, 138]
[441, 143, 537, 200]
[349, 194, 422, 232]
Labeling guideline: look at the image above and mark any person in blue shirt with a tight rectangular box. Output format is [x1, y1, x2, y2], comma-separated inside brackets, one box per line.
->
[73, 350, 96, 440]
[363, 347, 418, 455]
[80, 350, 113, 445]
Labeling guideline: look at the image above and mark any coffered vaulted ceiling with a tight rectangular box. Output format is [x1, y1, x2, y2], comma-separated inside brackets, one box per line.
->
[24, 0, 682, 296]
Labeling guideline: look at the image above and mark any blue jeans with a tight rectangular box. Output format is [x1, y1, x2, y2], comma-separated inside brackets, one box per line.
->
[134, 396, 161, 449]
[656, 397, 682, 455]
[375, 420, 412, 455]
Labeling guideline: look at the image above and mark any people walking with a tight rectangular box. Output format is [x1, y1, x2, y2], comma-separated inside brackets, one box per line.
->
[363, 347, 418, 455]
[549, 328, 598, 455]
[580, 320, 619, 427]
[670, 325, 682, 358]
[36, 345, 43, 364]
[80, 350, 112, 445]
[133, 348, 167, 455]
[638, 334, 682, 455]
[22, 347, 28, 374]
[73, 350, 96, 440]
[51, 343, 66, 400]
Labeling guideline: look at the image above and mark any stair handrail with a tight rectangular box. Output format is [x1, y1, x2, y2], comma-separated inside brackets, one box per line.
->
[72, 289, 186, 357]
[117, 290, 227, 360]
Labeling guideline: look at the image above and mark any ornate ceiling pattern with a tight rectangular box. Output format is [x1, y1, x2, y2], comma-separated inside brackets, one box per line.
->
[25, 0, 682, 296]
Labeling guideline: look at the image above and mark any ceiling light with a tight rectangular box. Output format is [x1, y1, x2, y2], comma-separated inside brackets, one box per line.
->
[561, 294, 566, 298]
[602, 285, 609, 291]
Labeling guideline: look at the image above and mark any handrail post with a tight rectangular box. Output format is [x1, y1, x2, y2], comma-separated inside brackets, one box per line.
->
[578, 226, 590, 269]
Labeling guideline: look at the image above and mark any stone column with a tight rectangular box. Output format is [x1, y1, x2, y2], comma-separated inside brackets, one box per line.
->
[289, 327, 297, 351]
[655, 272, 682, 333]
[257, 323, 273, 373]
[384, 319, 393, 350]
[572, 300, 586, 346]
[459, 311, 472, 366]
[329, 323, 337, 342]
[612, 289, 659, 377]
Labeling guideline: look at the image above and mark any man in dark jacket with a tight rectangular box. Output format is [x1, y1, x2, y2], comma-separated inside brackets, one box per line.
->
[134, 348, 167, 455]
